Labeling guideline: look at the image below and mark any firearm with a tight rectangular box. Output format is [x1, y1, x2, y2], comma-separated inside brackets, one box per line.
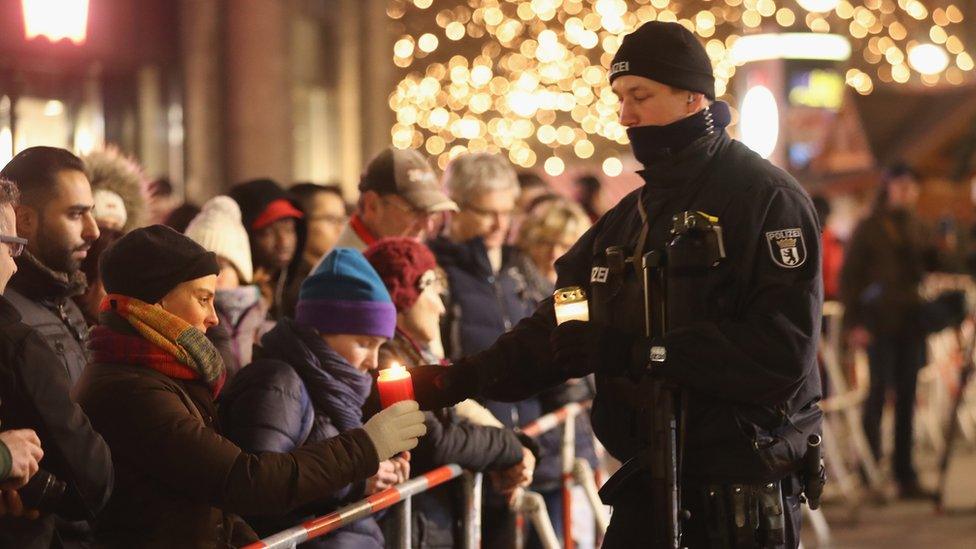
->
[647, 211, 726, 548]
[598, 212, 724, 548]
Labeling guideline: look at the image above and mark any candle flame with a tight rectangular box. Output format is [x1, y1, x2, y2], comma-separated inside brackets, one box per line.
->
[388, 361, 405, 373]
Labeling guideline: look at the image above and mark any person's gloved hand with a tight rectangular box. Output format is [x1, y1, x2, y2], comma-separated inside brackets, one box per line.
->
[408, 363, 479, 411]
[550, 320, 649, 378]
[363, 400, 427, 461]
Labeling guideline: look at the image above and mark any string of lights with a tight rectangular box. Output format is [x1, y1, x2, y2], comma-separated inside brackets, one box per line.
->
[387, 0, 972, 175]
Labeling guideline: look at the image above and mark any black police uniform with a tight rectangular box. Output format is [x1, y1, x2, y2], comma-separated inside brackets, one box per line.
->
[444, 116, 823, 547]
[410, 20, 824, 549]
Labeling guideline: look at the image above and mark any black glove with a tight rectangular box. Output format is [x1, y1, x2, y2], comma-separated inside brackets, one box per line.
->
[408, 362, 479, 411]
[550, 320, 649, 378]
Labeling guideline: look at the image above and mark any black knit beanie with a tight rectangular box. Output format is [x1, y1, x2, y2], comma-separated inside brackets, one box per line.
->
[100, 225, 221, 303]
[609, 21, 715, 100]
[227, 178, 303, 231]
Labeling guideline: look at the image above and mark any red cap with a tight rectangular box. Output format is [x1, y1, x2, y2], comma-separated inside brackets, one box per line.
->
[251, 198, 304, 230]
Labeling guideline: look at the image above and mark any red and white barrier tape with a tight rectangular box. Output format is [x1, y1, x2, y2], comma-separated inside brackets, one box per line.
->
[243, 464, 463, 549]
[519, 402, 586, 438]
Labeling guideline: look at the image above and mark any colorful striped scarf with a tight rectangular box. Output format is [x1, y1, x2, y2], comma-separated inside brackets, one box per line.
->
[88, 294, 226, 396]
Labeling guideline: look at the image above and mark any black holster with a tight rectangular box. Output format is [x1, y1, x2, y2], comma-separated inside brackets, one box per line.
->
[699, 480, 787, 549]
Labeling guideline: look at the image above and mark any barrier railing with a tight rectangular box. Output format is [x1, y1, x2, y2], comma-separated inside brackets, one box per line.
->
[515, 401, 608, 549]
[242, 464, 482, 549]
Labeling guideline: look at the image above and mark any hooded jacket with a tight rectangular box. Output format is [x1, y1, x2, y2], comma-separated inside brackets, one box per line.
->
[6, 253, 89, 387]
[0, 296, 113, 549]
[74, 312, 379, 548]
[219, 318, 384, 548]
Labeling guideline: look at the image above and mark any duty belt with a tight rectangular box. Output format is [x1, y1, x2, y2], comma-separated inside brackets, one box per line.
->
[700, 480, 787, 549]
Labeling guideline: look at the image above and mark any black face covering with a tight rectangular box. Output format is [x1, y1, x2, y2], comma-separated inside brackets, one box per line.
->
[627, 101, 732, 165]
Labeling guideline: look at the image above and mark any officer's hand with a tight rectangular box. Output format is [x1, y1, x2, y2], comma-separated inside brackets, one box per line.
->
[550, 320, 642, 378]
[409, 363, 478, 411]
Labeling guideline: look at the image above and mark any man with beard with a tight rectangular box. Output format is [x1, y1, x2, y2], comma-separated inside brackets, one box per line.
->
[0, 147, 99, 386]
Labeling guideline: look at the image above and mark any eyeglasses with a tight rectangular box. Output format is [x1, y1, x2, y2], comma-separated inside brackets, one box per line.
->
[308, 213, 348, 226]
[0, 235, 28, 258]
[462, 203, 516, 220]
[417, 269, 445, 293]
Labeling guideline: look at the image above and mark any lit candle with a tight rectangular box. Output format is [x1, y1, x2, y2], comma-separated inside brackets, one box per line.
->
[553, 286, 589, 325]
[377, 362, 415, 409]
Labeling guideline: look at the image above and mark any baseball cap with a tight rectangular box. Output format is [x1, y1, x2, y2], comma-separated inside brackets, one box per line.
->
[359, 148, 459, 213]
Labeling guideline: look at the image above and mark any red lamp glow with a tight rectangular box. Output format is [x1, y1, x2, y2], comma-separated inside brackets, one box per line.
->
[22, 0, 89, 45]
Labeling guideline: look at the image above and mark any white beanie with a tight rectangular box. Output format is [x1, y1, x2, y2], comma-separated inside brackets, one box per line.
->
[185, 196, 254, 283]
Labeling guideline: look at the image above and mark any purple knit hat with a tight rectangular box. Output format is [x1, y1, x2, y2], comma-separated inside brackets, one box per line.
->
[295, 248, 396, 338]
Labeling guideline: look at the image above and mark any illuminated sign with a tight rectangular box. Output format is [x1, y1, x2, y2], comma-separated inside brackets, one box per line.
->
[789, 70, 844, 110]
[22, 0, 89, 45]
[730, 33, 851, 65]
[740, 85, 779, 159]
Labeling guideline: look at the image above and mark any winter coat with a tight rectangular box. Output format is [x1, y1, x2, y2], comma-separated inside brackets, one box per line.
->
[462, 130, 824, 484]
[211, 286, 272, 378]
[74, 314, 380, 549]
[427, 238, 564, 491]
[378, 332, 527, 548]
[0, 296, 113, 549]
[6, 253, 89, 387]
[218, 318, 384, 548]
[839, 209, 933, 335]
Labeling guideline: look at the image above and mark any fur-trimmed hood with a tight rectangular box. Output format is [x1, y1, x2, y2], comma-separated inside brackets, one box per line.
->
[82, 147, 149, 232]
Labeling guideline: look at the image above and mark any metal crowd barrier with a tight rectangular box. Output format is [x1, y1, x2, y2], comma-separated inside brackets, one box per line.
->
[515, 401, 608, 549]
[242, 464, 482, 549]
[819, 300, 884, 513]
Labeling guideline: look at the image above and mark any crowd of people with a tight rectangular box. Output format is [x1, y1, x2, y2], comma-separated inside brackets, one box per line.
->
[0, 143, 606, 548]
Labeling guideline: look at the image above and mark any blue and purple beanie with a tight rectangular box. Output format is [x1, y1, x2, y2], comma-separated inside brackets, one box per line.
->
[295, 248, 396, 338]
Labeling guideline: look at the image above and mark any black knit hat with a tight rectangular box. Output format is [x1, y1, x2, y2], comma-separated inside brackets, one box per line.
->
[609, 21, 715, 100]
[100, 225, 221, 303]
[227, 178, 304, 231]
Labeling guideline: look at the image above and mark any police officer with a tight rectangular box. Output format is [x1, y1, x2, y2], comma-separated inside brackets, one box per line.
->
[411, 21, 823, 548]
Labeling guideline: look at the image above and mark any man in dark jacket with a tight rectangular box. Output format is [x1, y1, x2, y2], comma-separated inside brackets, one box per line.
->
[412, 22, 823, 548]
[0, 147, 98, 387]
[0, 177, 113, 549]
[839, 164, 934, 499]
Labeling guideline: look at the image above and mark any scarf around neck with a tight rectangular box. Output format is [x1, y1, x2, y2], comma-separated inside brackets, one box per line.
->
[260, 318, 372, 432]
[627, 101, 732, 166]
[88, 294, 226, 396]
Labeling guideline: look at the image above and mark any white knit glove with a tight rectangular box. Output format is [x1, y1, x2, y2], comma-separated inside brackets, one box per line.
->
[363, 400, 427, 461]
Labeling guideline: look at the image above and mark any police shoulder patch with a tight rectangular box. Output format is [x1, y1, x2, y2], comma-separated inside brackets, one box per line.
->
[765, 228, 806, 269]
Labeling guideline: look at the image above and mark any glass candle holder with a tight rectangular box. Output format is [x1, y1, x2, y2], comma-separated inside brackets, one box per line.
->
[553, 286, 589, 325]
